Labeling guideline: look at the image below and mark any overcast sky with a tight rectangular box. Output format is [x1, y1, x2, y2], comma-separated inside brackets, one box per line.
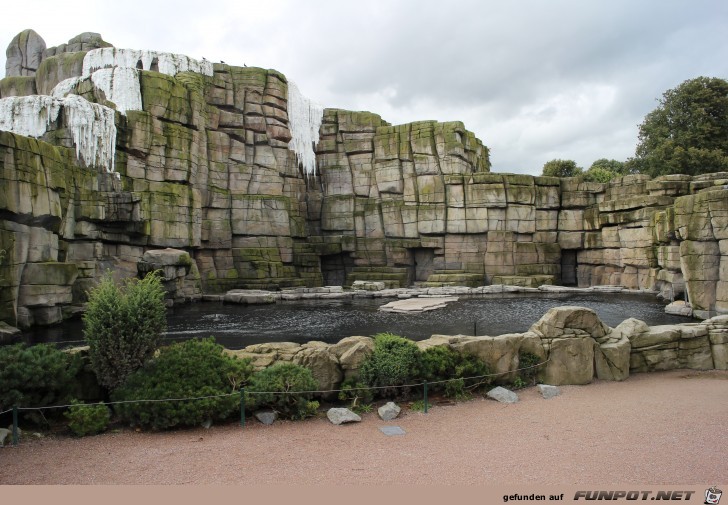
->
[2, 0, 727, 175]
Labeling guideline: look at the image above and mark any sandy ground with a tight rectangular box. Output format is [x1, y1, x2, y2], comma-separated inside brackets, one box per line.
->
[1, 369, 726, 485]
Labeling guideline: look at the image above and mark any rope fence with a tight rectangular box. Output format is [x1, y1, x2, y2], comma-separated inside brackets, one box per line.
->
[2, 357, 550, 447]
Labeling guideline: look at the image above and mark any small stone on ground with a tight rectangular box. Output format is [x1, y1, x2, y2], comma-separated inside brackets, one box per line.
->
[327, 408, 361, 425]
[486, 386, 519, 403]
[378, 402, 401, 421]
[537, 384, 561, 399]
[254, 410, 278, 425]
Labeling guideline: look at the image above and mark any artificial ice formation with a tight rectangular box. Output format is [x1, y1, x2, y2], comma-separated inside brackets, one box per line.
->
[82, 47, 214, 77]
[0, 94, 117, 173]
[0, 95, 61, 137]
[0, 46, 214, 175]
[89, 67, 142, 114]
[286, 81, 324, 176]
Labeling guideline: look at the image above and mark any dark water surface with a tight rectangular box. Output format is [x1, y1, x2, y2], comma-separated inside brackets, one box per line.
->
[19, 292, 690, 349]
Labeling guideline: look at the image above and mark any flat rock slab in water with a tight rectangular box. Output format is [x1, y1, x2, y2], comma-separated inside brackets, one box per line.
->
[378, 297, 459, 313]
[665, 300, 693, 317]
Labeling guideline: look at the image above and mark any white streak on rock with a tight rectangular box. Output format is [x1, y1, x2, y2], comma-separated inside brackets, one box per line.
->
[287, 81, 323, 176]
[90, 68, 142, 114]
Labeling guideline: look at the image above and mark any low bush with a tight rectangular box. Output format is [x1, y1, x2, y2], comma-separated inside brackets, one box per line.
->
[516, 351, 542, 387]
[0, 344, 81, 424]
[337, 378, 374, 413]
[420, 346, 491, 399]
[64, 401, 111, 437]
[246, 363, 319, 420]
[358, 333, 422, 398]
[112, 338, 253, 430]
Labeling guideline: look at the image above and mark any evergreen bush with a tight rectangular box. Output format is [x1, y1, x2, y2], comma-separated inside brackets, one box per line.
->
[64, 401, 111, 437]
[420, 346, 491, 399]
[246, 363, 319, 420]
[112, 338, 253, 430]
[358, 333, 422, 398]
[0, 343, 81, 424]
[83, 271, 167, 390]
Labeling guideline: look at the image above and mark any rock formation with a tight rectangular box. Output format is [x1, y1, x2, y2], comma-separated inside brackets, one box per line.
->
[1, 29, 727, 332]
[225, 307, 727, 389]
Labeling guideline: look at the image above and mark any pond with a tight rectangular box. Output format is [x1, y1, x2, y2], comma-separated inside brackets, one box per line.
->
[17, 291, 690, 349]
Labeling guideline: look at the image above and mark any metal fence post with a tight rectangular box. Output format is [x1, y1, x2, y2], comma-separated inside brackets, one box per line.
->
[12, 406, 19, 446]
[423, 381, 428, 414]
[240, 389, 245, 428]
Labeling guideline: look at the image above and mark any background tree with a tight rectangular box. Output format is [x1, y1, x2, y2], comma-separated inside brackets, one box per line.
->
[541, 159, 583, 178]
[84, 271, 167, 390]
[633, 76, 728, 177]
[582, 158, 630, 183]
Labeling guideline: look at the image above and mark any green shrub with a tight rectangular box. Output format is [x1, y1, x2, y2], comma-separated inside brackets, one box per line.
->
[0, 344, 81, 424]
[338, 378, 374, 412]
[112, 338, 253, 430]
[410, 399, 431, 412]
[64, 401, 111, 437]
[420, 346, 491, 399]
[84, 271, 167, 390]
[246, 363, 319, 420]
[517, 352, 542, 387]
[358, 333, 422, 399]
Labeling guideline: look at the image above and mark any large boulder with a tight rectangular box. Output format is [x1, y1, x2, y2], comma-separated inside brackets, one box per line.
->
[329, 336, 374, 379]
[292, 344, 343, 397]
[451, 333, 524, 383]
[530, 306, 610, 341]
[540, 336, 595, 385]
[5, 29, 46, 77]
[629, 324, 713, 372]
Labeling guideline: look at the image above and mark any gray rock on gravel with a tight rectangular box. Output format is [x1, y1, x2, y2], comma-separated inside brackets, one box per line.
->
[327, 408, 361, 425]
[0, 428, 10, 447]
[254, 410, 278, 425]
[537, 384, 561, 399]
[378, 402, 401, 421]
[486, 386, 519, 403]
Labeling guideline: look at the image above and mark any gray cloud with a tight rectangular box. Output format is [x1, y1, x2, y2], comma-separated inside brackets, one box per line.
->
[1, 0, 727, 174]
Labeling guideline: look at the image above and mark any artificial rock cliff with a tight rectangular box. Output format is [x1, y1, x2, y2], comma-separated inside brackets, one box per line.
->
[1, 29, 727, 331]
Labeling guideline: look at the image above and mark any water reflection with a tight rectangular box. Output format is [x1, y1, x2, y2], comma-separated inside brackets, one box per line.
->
[19, 292, 689, 349]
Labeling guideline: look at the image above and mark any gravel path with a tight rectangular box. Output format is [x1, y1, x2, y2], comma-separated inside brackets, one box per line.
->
[2, 369, 726, 485]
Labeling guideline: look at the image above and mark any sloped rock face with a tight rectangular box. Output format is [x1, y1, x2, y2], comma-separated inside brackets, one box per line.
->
[1, 28, 728, 332]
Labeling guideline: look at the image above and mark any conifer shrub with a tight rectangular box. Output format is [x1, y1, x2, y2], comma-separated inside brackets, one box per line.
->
[337, 378, 374, 412]
[245, 362, 320, 420]
[0, 343, 81, 424]
[358, 333, 422, 398]
[64, 401, 111, 437]
[83, 271, 167, 390]
[420, 346, 491, 399]
[112, 338, 253, 430]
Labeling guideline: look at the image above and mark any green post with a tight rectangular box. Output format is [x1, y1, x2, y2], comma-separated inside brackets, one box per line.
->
[240, 389, 245, 428]
[12, 406, 19, 446]
[473, 321, 477, 336]
[423, 381, 428, 414]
